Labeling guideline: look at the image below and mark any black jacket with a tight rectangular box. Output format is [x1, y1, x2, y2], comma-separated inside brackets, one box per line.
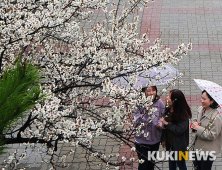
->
[161, 119, 189, 152]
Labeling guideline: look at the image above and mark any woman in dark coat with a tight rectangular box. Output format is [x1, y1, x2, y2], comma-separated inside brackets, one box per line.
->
[160, 89, 192, 170]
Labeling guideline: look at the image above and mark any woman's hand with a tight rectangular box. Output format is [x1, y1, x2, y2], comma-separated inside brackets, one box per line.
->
[161, 141, 166, 148]
[156, 123, 163, 129]
[191, 122, 200, 130]
[159, 118, 168, 125]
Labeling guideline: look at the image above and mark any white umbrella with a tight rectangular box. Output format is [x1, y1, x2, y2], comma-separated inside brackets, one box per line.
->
[113, 64, 180, 89]
[193, 79, 222, 114]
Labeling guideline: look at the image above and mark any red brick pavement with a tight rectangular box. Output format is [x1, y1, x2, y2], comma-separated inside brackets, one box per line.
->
[140, 0, 222, 52]
[161, 8, 222, 14]
[140, 0, 162, 46]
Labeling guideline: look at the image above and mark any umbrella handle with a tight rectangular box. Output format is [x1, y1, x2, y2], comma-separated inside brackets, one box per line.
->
[190, 122, 200, 129]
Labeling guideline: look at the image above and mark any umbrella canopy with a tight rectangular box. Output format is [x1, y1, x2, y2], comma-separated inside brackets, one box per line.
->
[113, 64, 180, 89]
[193, 79, 222, 113]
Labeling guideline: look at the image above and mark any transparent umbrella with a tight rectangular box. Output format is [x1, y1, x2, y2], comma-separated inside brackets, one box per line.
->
[113, 64, 180, 89]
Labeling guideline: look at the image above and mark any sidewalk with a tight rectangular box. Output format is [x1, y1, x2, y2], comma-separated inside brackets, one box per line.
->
[142, 0, 222, 96]
[120, 0, 222, 169]
[1, 0, 222, 169]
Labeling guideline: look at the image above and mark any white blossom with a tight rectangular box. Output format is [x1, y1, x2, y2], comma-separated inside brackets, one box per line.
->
[138, 159, 145, 164]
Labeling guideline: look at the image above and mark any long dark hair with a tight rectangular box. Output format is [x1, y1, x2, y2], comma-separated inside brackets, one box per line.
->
[169, 89, 192, 122]
[142, 86, 159, 103]
[202, 90, 219, 109]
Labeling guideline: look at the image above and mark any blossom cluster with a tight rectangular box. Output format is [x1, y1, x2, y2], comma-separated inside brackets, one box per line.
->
[0, 0, 192, 169]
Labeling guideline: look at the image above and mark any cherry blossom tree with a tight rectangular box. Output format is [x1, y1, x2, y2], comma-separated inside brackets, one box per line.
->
[0, 0, 192, 169]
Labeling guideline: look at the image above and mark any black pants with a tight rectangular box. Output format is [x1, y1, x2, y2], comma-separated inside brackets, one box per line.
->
[193, 154, 214, 170]
[135, 142, 160, 170]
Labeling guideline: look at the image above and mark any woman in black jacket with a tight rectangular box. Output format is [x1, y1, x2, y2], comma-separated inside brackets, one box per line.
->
[160, 89, 192, 170]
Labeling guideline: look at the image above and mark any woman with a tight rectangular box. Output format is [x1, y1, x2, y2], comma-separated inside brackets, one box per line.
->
[191, 90, 222, 170]
[133, 86, 165, 170]
[160, 89, 192, 170]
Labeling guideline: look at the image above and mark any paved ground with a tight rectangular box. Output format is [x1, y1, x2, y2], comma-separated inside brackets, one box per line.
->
[1, 0, 222, 169]
[143, 0, 222, 96]
[120, 0, 222, 169]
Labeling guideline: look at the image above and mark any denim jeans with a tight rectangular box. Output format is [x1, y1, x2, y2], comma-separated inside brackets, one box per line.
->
[135, 142, 160, 170]
[166, 142, 187, 170]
